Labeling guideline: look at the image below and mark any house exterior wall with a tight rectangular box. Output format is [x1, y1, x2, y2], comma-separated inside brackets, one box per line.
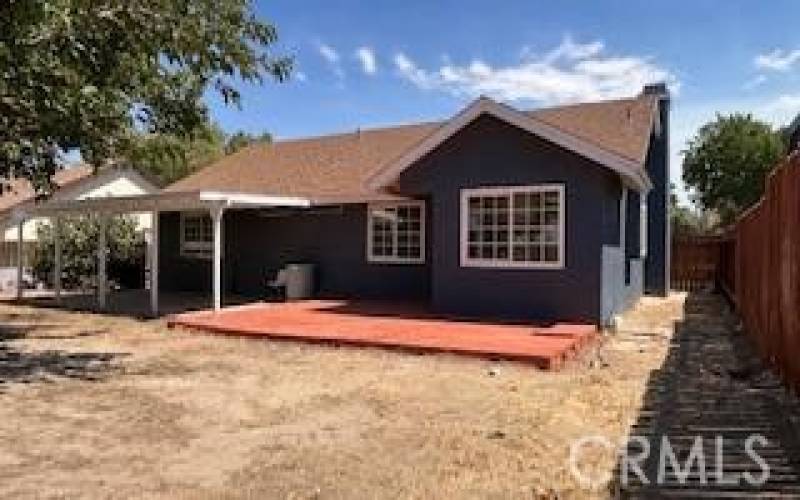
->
[624, 190, 645, 307]
[158, 211, 213, 293]
[156, 113, 657, 324]
[396, 114, 623, 323]
[601, 245, 625, 324]
[600, 188, 645, 325]
[158, 206, 431, 300]
[644, 95, 670, 295]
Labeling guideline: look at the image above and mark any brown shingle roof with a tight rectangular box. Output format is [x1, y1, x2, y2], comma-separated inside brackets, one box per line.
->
[0, 164, 93, 214]
[165, 94, 658, 200]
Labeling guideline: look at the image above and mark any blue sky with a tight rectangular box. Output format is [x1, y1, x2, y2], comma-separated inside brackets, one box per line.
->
[206, 1, 800, 204]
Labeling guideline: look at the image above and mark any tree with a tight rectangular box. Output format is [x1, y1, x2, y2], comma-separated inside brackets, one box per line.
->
[670, 183, 716, 236]
[682, 114, 785, 225]
[32, 216, 144, 289]
[122, 123, 227, 185]
[121, 124, 271, 185]
[225, 131, 272, 155]
[0, 0, 290, 194]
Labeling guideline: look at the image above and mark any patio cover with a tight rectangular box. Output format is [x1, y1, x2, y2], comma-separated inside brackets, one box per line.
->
[7, 190, 312, 316]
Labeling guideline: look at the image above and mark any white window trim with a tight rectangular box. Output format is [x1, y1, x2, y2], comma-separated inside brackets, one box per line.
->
[180, 211, 214, 259]
[366, 200, 426, 264]
[460, 184, 565, 270]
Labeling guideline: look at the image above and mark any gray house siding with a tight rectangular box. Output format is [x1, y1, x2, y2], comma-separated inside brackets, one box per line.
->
[159, 206, 431, 300]
[600, 188, 645, 325]
[396, 114, 622, 323]
[158, 211, 213, 293]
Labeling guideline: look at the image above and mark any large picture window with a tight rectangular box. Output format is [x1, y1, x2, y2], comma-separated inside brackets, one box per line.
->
[367, 201, 425, 264]
[180, 212, 213, 258]
[460, 185, 564, 268]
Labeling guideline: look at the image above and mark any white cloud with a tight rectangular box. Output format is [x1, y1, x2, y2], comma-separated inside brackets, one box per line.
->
[317, 43, 340, 64]
[355, 47, 377, 75]
[294, 71, 308, 82]
[754, 48, 800, 72]
[758, 93, 800, 121]
[742, 74, 767, 90]
[394, 52, 434, 89]
[316, 42, 344, 78]
[393, 35, 677, 105]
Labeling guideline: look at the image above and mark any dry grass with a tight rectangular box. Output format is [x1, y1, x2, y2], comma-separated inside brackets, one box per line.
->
[0, 294, 687, 499]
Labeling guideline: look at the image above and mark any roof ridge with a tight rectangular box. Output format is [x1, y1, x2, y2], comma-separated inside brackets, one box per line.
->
[525, 95, 657, 164]
[261, 94, 650, 147]
[269, 119, 443, 147]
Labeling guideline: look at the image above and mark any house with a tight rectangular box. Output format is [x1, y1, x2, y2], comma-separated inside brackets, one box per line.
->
[0, 165, 159, 290]
[148, 83, 669, 325]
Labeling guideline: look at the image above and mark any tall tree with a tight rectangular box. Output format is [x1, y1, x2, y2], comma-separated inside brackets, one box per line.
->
[122, 125, 272, 185]
[0, 0, 290, 193]
[225, 130, 272, 155]
[682, 114, 785, 225]
[122, 123, 227, 185]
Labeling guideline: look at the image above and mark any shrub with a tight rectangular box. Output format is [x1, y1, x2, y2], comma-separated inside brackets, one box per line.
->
[32, 216, 145, 290]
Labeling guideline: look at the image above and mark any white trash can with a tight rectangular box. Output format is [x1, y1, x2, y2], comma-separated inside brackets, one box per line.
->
[284, 263, 314, 300]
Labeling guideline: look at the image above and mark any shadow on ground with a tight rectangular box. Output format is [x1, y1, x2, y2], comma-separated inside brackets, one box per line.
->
[0, 317, 126, 392]
[613, 292, 800, 498]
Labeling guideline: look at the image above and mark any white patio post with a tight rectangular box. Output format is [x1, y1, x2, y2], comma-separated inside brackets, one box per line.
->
[54, 217, 62, 304]
[210, 205, 225, 312]
[150, 211, 159, 317]
[97, 216, 108, 310]
[15, 216, 24, 301]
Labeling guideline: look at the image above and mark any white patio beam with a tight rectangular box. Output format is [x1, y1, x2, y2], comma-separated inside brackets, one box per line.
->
[54, 217, 62, 304]
[150, 211, 159, 317]
[210, 204, 226, 312]
[24, 191, 312, 218]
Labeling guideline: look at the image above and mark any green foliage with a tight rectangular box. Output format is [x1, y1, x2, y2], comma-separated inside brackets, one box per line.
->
[122, 123, 228, 185]
[671, 206, 720, 237]
[32, 216, 144, 289]
[670, 182, 720, 236]
[225, 130, 272, 155]
[122, 124, 272, 185]
[0, 0, 290, 194]
[682, 113, 785, 225]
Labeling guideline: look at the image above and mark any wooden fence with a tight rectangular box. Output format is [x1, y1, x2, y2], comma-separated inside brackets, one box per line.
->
[671, 237, 724, 291]
[717, 154, 800, 392]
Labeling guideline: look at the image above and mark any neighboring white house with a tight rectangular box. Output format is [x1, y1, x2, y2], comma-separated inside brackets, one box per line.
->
[0, 165, 160, 290]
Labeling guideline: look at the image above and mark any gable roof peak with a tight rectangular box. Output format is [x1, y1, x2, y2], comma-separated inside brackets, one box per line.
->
[364, 94, 654, 193]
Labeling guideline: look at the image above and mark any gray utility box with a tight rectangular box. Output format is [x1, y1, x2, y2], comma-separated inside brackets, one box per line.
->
[284, 263, 314, 300]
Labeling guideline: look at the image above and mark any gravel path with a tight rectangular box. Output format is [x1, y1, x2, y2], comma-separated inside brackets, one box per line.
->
[619, 292, 800, 498]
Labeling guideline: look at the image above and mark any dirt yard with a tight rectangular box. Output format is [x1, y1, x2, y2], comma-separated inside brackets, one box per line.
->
[0, 295, 686, 499]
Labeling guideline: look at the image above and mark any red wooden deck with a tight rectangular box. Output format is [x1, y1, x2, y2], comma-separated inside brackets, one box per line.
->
[167, 300, 597, 370]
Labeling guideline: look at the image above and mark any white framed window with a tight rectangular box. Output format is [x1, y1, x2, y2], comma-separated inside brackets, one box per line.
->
[460, 185, 565, 269]
[180, 212, 213, 258]
[367, 201, 425, 264]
